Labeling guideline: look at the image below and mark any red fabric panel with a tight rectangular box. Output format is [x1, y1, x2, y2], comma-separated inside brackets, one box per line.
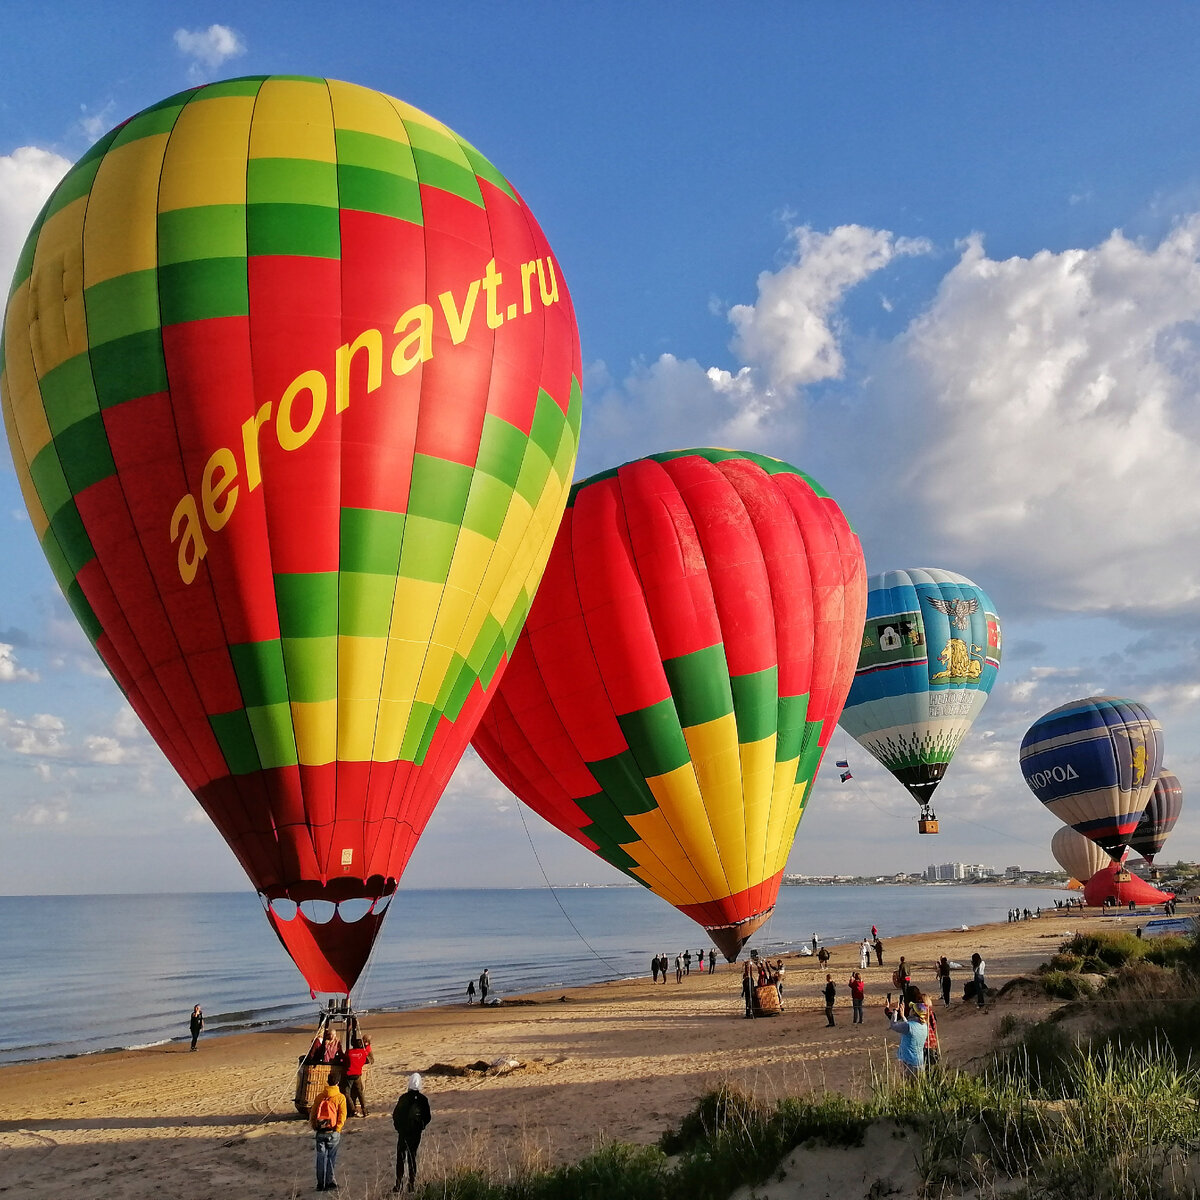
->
[266, 904, 388, 994]
[1083, 863, 1173, 907]
[676, 869, 784, 929]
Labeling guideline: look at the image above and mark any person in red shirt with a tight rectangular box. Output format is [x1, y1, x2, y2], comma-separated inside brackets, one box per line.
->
[340, 1036, 375, 1117]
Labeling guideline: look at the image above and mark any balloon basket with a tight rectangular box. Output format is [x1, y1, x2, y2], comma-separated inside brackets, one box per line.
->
[1115, 868, 1132, 883]
[294, 1062, 334, 1116]
[752, 984, 782, 1016]
[918, 817, 940, 834]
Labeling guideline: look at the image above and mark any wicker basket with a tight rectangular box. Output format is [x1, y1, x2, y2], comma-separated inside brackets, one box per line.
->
[294, 1062, 334, 1116]
[753, 984, 781, 1016]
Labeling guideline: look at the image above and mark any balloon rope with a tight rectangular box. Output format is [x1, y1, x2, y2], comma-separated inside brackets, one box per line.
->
[514, 799, 625, 974]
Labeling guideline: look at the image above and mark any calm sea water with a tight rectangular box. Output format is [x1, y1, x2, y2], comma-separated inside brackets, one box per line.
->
[0, 884, 1068, 1065]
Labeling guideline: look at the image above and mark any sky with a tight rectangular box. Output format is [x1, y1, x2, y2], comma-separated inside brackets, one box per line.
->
[3, 4, 1200, 894]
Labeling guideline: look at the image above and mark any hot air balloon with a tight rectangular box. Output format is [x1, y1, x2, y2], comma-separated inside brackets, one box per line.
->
[0, 77, 582, 994]
[1050, 825, 1112, 885]
[838, 569, 1001, 833]
[1020, 697, 1163, 861]
[471, 449, 867, 959]
[1129, 770, 1183, 874]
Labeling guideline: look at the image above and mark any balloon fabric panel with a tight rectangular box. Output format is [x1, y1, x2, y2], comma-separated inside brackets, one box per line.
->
[472, 450, 865, 957]
[1, 77, 582, 993]
[1129, 771, 1183, 863]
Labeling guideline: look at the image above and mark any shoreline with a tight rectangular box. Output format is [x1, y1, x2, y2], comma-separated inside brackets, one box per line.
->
[0, 906, 1134, 1200]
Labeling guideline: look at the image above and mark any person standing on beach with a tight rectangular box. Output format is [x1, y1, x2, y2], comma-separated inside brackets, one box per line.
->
[709, 948, 716, 973]
[675, 953, 683, 983]
[971, 953, 987, 1008]
[884, 997, 928, 1077]
[651, 954, 660, 983]
[823, 974, 837, 1026]
[392, 1073, 431, 1193]
[683, 949, 691, 975]
[467, 978, 476, 1003]
[742, 959, 755, 1017]
[873, 937, 884, 966]
[188, 1004, 204, 1051]
[697, 948, 705, 972]
[848, 971, 865, 1022]
[479, 969, 490, 1004]
[860, 939, 871, 970]
[340, 1035, 373, 1117]
[937, 957, 952, 1006]
[310, 1075, 348, 1191]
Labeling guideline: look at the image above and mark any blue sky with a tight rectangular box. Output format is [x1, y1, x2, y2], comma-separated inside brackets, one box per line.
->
[3, 5, 1200, 894]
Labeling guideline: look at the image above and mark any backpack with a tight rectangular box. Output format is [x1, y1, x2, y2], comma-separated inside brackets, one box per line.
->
[313, 1094, 338, 1131]
[393, 1092, 427, 1135]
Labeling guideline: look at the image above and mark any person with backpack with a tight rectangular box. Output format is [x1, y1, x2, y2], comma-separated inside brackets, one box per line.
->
[309, 1077, 348, 1191]
[392, 1072, 432, 1193]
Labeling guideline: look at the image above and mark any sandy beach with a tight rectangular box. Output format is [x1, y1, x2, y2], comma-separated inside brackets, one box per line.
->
[0, 906, 1129, 1199]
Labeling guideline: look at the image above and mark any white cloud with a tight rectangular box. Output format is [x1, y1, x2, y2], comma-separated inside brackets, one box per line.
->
[0, 711, 66, 756]
[13, 801, 68, 826]
[0, 643, 37, 682]
[84, 735, 127, 765]
[174, 24, 246, 80]
[0, 146, 71, 291]
[78, 101, 117, 143]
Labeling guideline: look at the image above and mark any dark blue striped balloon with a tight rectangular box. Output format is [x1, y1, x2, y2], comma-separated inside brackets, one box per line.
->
[1019, 696, 1163, 858]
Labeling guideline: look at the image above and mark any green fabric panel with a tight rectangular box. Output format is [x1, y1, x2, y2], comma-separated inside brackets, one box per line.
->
[158, 258, 249, 325]
[64, 578, 102, 644]
[42, 126, 121, 223]
[582, 826, 640, 874]
[40, 529, 74, 593]
[775, 693, 812, 762]
[397, 515, 457, 583]
[475, 414, 529, 486]
[83, 270, 161, 345]
[399, 701, 437, 763]
[730, 666, 779, 745]
[275, 572, 338, 638]
[459, 471, 511, 541]
[55, 411, 116, 494]
[476, 624, 507, 690]
[410, 147, 483, 207]
[441, 653, 478, 722]
[48, 501, 93, 573]
[336, 164, 422, 222]
[793, 720, 826, 787]
[513, 441, 552, 509]
[29, 442, 71, 518]
[529, 388, 567, 459]
[246, 702, 299, 769]
[110, 103, 182, 148]
[576, 795, 641, 847]
[455, 138, 516, 201]
[158, 205, 247, 265]
[229, 639, 289, 708]
[209, 709, 262, 775]
[500, 590, 530, 651]
[338, 571, 394, 638]
[664, 644, 733, 731]
[281, 636, 337, 703]
[246, 202, 340, 258]
[586, 751, 660, 817]
[39, 353, 99, 436]
[407, 454, 473, 524]
[9, 222, 43, 297]
[618, 700, 692, 779]
[334, 129, 418, 176]
[248, 157, 339, 207]
[551, 420, 576, 484]
[466, 614, 504, 675]
[91, 329, 168, 409]
[193, 77, 268, 99]
[340, 507, 405, 574]
[567, 376, 583, 440]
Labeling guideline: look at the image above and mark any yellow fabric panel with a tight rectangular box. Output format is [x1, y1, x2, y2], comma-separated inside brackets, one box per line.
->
[766, 776, 808, 877]
[337, 635, 386, 700]
[430, 584, 478, 654]
[637, 767, 728, 894]
[328, 79, 411, 142]
[336, 696, 380, 761]
[249, 79, 336, 162]
[380, 637, 430, 705]
[27, 196, 88, 377]
[763, 757, 802, 876]
[682, 713, 748, 894]
[387, 97, 454, 139]
[433, 526, 493, 653]
[83, 134, 169, 286]
[619, 836, 706, 908]
[481, 490, 530, 620]
[738, 735, 778, 886]
[1, 285, 54, 476]
[291, 699, 337, 765]
[414, 641, 455, 705]
[490, 474, 563, 623]
[373, 698, 413, 762]
[0, 377, 47, 536]
[386, 577, 443, 646]
[158, 95, 254, 212]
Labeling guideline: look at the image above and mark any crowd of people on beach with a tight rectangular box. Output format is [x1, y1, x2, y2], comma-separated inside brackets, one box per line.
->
[651, 948, 718, 982]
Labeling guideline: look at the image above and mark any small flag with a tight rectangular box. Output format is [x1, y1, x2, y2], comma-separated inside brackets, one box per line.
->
[835, 759, 849, 769]
[840, 770, 853, 783]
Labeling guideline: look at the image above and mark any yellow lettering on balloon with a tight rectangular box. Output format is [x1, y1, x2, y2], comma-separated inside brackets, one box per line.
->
[335, 328, 383, 414]
[391, 304, 433, 376]
[170, 494, 208, 585]
[277, 369, 327, 451]
[521, 260, 537, 315]
[537, 256, 559, 306]
[241, 401, 273, 491]
[201, 447, 239, 531]
[481, 258, 504, 329]
[438, 280, 480, 345]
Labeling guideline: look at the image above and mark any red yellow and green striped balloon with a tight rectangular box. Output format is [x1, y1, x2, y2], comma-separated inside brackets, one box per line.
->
[1, 77, 582, 993]
[472, 450, 866, 959]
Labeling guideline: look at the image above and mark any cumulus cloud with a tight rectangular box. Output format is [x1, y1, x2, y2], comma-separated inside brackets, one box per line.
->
[0, 643, 38, 682]
[174, 24, 246, 80]
[83, 735, 127, 765]
[13, 801, 69, 826]
[0, 711, 66, 756]
[0, 146, 71, 289]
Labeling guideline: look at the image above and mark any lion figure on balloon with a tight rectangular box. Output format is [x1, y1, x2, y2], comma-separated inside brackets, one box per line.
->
[930, 638, 984, 682]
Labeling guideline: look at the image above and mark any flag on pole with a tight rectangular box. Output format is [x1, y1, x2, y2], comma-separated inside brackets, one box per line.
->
[839, 770, 853, 783]
[835, 759, 849, 769]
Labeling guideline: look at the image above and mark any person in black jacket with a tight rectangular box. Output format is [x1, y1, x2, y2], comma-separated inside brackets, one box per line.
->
[189, 1005, 204, 1051]
[823, 974, 837, 1026]
[392, 1073, 432, 1193]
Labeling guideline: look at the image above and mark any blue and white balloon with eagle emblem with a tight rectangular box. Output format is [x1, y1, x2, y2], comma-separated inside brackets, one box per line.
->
[838, 568, 1002, 832]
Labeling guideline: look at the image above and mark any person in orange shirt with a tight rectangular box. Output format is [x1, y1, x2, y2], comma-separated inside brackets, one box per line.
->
[309, 1077, 348, 1191]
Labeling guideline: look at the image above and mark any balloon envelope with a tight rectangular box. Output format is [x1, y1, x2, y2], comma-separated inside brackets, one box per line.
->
[1129, 770, 1183, 864]
[838, 568, 1001, 819]
[1050, 825, 1113, 884]
[1083, 862, 1173, 908]
[471, 449, 867, 959]
[1020, 697, 1163, 859]
[1, 77, 582, 993]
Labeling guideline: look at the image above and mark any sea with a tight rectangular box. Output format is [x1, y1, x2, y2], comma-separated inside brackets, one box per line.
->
[0, 884, 1069, 1066]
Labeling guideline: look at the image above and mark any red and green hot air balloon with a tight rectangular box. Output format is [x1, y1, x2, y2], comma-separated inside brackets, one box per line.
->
[1, 77, 582, 994]
[472, 449, 866, 959]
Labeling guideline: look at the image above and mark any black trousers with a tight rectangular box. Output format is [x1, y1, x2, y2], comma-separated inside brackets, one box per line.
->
[396, 1133, 422, 1187]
